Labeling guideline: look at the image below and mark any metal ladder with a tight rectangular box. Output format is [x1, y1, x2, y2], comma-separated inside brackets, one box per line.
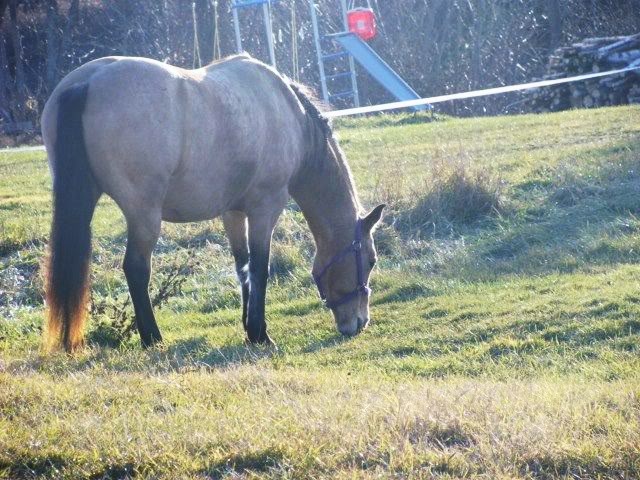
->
[309, 0, 360, 107]
[231, 0, 277, 67]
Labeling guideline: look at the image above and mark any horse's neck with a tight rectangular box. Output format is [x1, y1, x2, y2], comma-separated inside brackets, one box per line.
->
[290, 138, 360, 252]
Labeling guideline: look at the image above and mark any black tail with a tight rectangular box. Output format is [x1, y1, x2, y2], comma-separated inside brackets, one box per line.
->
[45, 82, 97, 352]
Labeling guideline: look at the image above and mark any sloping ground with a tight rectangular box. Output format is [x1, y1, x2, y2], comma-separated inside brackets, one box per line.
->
[1, 106, 639, 478]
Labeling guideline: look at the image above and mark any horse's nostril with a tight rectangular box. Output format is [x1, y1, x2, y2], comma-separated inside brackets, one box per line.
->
[338, 318, 367, 336]
[358, 317, 370, 332]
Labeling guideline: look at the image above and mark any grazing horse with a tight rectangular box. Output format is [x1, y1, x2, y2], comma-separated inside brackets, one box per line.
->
[41, 54, 384, 352]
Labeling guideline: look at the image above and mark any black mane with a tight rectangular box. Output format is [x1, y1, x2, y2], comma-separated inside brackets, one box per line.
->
[289, 82, 332, 139]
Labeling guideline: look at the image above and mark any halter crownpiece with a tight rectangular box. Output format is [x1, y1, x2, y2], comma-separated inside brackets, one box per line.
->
[313, 219, 371, 309]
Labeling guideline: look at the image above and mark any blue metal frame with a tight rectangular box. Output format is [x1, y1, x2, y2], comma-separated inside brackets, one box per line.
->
[232, 0, 277, 9]
[321, 51, 349, 61]
[326, 71, 352, 80]
[232, 0, 276, 67]
[309, 0, 358, 106]
[330, 90, 356, 99]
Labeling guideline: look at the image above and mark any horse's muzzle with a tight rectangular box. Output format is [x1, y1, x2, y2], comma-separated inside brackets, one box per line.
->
[338, 317, 369, 336]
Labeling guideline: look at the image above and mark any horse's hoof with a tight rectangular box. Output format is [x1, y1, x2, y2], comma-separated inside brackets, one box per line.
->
[245, 334, 277, 349]
[263, 336, 278, 351]
[141, 337, 163, 349]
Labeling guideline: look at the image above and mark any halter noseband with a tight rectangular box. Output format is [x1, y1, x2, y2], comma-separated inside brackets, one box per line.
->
[313, 219, 371, 309]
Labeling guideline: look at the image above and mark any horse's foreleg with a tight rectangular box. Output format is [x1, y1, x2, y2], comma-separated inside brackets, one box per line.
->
[123, 213, 162, 347]
[245, 207, 283, 345]
[222, 211, 250, 331]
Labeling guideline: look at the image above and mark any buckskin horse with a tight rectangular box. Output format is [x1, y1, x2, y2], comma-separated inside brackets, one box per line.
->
[41, 54, 384, 352]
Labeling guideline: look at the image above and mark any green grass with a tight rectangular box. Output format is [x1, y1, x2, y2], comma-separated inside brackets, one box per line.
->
[1, 106, 640, 478]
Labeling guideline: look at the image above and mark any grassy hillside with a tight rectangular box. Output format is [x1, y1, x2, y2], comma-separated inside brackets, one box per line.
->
[1, 106, 639, 478]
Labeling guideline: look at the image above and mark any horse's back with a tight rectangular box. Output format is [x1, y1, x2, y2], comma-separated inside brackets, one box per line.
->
[162, 56, 308, 217]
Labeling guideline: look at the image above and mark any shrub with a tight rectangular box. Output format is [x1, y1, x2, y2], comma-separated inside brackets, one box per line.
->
[89, 251, 199, 347]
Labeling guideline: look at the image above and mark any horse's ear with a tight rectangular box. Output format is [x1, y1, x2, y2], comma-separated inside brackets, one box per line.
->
[362, 204, 386, 233]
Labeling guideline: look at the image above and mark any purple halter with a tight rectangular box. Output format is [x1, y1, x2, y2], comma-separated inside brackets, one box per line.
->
[313, 219, 371, 309]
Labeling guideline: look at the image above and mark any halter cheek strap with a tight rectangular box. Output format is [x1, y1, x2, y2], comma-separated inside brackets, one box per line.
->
[312, 219, 371, 309]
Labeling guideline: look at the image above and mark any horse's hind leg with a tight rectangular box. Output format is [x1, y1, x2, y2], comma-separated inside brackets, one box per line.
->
[223, 211, 250, 331]
[123, 211, 162, 347]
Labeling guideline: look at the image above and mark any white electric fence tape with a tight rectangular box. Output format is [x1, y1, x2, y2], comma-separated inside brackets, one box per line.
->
[324, 65, 640, 118]
[2, 65, 639, 154]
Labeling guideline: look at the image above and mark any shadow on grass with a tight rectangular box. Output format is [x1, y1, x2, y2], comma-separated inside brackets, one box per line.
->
[8, 335, 280, 376]
[301, 332, 352, 354]
[450, 311, 640, 354]
[541, 318, 640, 345]
[373, 282, 436, 305]
[364, 305, 640, 367]
[200, 448, 286, 477]
[467, 148, 640, 277]
[335, 110, 441, 130]
[144, 335, 280, 371]
[0, 452, 146, 480]
[0, 452, 67, 478]
[89, 463, 137, 480]
[0, 236, 45, 257]
[274, 300, 320, 317]
[521, 452, 639, 480]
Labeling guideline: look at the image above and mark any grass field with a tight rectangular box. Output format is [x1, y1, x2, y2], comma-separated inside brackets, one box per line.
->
[1, 106, 640, 479]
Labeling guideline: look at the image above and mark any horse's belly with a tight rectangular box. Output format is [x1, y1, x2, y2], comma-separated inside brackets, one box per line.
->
[161, 205, 222, 223]
[160, 187, 226, 222]
[160, 162, 254, 222]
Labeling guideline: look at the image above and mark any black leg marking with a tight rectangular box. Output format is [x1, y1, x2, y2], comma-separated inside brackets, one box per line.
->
[123, 249, 162, 347]
[123, 217, 162, 348]
[246, 245, 272, 344]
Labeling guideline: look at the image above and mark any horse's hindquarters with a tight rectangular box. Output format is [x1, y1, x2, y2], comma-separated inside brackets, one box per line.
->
[81, 60, 186, 219]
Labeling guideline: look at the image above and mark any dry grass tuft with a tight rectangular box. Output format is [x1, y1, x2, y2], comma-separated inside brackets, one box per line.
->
[386, 159, 505, 237]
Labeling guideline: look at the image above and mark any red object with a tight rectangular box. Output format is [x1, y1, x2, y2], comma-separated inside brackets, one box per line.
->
[347, 8, 376, 41]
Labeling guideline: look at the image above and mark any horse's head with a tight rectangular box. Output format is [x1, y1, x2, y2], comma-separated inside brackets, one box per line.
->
[313, 204, 385, 336]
